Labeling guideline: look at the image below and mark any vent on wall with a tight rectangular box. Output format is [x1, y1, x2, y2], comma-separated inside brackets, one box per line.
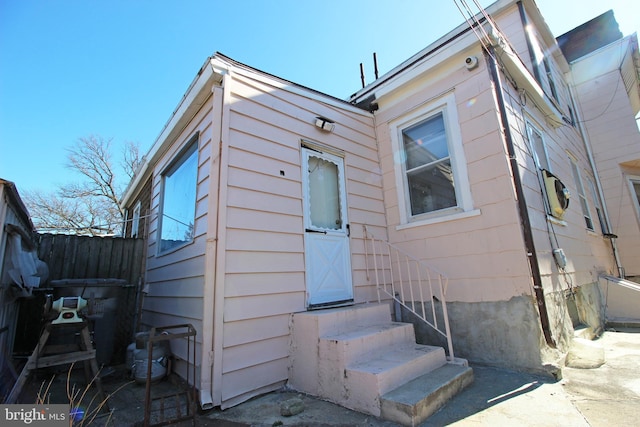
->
[543, 169, 570, 219]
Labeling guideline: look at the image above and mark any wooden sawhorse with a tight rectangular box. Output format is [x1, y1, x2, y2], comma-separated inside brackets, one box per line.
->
[6, 320, 107, 407]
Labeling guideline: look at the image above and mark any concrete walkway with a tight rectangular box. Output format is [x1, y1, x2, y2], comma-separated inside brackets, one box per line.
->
[428, 327, 640, 427]
[203, 327, 640, 426]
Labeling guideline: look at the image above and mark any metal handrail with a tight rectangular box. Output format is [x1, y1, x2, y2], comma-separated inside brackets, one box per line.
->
[599, 274, 640, 321]
[363, 225, 455, 360]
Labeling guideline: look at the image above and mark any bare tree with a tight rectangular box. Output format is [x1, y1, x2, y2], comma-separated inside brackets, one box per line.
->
[122, 140, 142, 180]
[24, 135, 141, 236]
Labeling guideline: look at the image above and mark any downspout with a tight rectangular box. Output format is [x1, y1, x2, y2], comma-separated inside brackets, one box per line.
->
[568, 83, 624, 277]
[486, 46, 556, 348]
[199, 69, 227, 409]
[212, 69, 232, 408]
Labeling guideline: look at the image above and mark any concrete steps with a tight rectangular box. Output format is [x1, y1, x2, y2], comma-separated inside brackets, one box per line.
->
[321, 322, 418, 366]
[381, 363, 474, 426]
[289, 303, 473, 425]
[344, 344, 446, 415]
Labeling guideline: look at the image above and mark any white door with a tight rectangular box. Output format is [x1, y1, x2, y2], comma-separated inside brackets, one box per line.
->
[302, 147, 353, 308]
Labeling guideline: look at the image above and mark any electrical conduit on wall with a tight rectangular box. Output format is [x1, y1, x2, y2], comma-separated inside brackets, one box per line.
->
[485, 45, 556, 348]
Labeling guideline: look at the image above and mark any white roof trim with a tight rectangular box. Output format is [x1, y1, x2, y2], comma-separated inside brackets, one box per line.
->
[210, 55, 372, 117]
[371, 29, 480, 103]
[488, 28, 565, 127]
[121, 59, 224, 205]
[350, 0, 517, 103]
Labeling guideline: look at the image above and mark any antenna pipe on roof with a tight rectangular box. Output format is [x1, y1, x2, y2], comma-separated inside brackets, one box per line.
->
[360, 63, 365, 88]
[373, 52, 379, 79]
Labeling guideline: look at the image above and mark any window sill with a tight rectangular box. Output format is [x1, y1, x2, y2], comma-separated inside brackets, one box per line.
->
[396, 209, 481, 230]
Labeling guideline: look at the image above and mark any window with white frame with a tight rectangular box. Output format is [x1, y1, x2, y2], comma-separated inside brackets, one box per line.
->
[390, 94, 472, 223]
[131, 201, 141, 238]
[526, 121, 550, 171]
[527, 121, 559, 218]
[630, 176, 640, 220]
[542, 57, 559, 103]
[569, 157, 593, 230]
[158, 136, 198, 253]
[587, 177, 608, 234]
[532, 35, 560, 105]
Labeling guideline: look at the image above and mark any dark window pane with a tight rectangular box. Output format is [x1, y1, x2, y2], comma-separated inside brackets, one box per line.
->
[403, 113, 448, 170]
[407, 160, 456, 215]
[402, 112, 457, 216]
[160, 143, 198, 252]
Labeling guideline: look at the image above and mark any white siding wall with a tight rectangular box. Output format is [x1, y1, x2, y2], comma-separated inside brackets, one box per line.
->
[219, 70, 379, 405]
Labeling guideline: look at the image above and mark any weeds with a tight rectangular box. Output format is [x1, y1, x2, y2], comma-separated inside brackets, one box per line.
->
[35, 375, 54, 404]
[37, 363, 133, 426]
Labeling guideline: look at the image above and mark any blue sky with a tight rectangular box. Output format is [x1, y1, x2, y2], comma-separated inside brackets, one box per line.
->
[1, 0, 638, 195]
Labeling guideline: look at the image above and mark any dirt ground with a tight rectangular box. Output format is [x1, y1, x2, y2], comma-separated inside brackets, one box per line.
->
[20, 364, 197, 426]
[19, 363, 396, 426]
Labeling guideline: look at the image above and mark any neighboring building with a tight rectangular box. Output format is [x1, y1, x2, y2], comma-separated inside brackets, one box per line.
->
[0, 178, 42, 394]
[121, 0, 635, 420]
[123, 174, 151, 239]
[556, 11, 640, 321]
[558, 12, 640, 282]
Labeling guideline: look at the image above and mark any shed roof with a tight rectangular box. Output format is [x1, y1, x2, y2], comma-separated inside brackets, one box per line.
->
[0, 178, 34, 231]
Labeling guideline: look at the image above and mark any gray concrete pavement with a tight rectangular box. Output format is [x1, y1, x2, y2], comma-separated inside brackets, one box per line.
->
[19, 328, 639, 425]
[203, 327, 640, 426]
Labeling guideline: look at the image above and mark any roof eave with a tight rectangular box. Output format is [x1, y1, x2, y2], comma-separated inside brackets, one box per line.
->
[488, 27, 565, 127]
[121, 58, 225, 206]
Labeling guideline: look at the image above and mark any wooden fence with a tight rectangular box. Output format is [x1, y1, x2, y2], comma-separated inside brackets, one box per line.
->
[35, 233, 145, 283]
[15, 233, 145, 365]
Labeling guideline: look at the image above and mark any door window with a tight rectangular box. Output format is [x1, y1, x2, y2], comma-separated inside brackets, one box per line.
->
[308, 156, 341, 230]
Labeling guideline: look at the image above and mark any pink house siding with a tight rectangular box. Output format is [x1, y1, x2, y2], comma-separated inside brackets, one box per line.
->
[140, 99, 216, 377]
[494, 1, 617, 305]
[374, 47, 532, 303]
[349, 0, 618, 370]
[216, 67, 380, 406]
[571, 37, 640, 280]
[120, 0, 635, 413]
[369, 48, 547, 367]
[122, 58, 382, 407]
